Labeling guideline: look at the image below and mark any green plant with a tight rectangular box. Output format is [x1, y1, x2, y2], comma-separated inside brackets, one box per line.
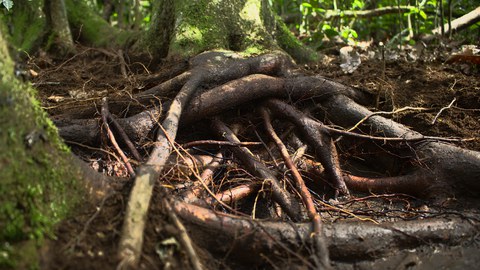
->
[1, 0, 13, 10]
[270, 0, 479, 49]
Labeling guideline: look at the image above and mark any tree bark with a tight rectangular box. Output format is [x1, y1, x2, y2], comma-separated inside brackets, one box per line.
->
[65, 0, 135, 48]
[0, 23, 87, 269]
[144, 0, 317, 63]
[45, 0, 74, 53]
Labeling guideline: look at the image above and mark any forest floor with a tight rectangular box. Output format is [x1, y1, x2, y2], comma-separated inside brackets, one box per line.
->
[29, 43, 480, 269]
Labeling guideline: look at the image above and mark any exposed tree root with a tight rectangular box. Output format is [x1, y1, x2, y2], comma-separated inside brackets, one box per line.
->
[55, 73, 372, 144]
[206, 183, 260, 205]
[211, 118, 302, 222]
[343, 172, 432, 195]
[265, 99, 348, 197]
[261, 107, 330, 269]
[321, 95, 480, 193]
[101, 98, 136, 176]
[118, 52, 304, 266]
[171, 198, 479, 262]
[54, 51, 480, 268]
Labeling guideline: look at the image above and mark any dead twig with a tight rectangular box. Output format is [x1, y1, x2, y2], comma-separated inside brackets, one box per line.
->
[101, 98, 136, 177]
[182, 140, 261, 149]
[347, 106, 430, 132]
[163, 197, 203, 270]
[431, 98, 456, 125]
[261, 107, 331, 269]
[107, 112, 143, 162]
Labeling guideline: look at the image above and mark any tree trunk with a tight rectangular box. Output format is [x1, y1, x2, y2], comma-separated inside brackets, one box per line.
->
[45, 0, 75, 53]
[0, 21, 93, 269]
[143, 0, 317, 63]
[65, 0, 135, 48]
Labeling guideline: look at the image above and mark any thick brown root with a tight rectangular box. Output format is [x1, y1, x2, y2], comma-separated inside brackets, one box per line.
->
[171, 198, 479, 263]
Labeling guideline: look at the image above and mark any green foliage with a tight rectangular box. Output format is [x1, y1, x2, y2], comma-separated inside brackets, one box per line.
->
[89, 0, 153, 30]
[270, 0, 480, 48]
[352, 0, 365, 10]
[1, 0, 13, 10]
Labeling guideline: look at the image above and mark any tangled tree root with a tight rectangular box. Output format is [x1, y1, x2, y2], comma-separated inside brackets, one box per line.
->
[55, 51, 480, 268]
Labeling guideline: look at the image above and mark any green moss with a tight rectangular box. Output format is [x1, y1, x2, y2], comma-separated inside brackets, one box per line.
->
[167, 0, 229, 57]
[274, 16, 318, 63]
[65, 0, 134, 48]
[146, 0, 316, 63]
[0, 26, 82, 269]
[242, 46, 263, 56]
[165, 0, 273, 58]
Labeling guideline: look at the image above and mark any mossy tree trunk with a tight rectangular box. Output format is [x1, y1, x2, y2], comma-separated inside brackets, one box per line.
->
[65, 0, 135, 48]
[144, 0, 317, 63]
[0, 21, 88, 269]
[44, 0, 75, 53]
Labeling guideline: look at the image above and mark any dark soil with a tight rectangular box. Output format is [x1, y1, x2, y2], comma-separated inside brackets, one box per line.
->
[28, 45, 480, 269]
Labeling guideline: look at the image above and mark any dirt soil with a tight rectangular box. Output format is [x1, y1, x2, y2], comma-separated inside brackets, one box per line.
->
[27, 45, 480, 269]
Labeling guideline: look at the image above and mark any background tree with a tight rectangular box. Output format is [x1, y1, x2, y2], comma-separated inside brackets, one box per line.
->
[142, 0, 317, 62]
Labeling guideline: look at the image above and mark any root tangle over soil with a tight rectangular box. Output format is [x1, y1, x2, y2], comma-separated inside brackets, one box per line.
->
[44, 50, 480, 269]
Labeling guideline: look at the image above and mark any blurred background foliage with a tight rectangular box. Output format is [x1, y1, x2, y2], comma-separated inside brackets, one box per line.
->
[2, 0, 478, 50]
[84, 0, 153, 30]
[269, 0, 479, 49]
[84, 0, 478, 50]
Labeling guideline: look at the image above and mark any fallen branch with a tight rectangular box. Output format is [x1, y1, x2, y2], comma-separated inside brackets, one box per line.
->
[324, 6, 416, 20]
[118, 72, 204, 267]
[431, 6, 480, 36]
